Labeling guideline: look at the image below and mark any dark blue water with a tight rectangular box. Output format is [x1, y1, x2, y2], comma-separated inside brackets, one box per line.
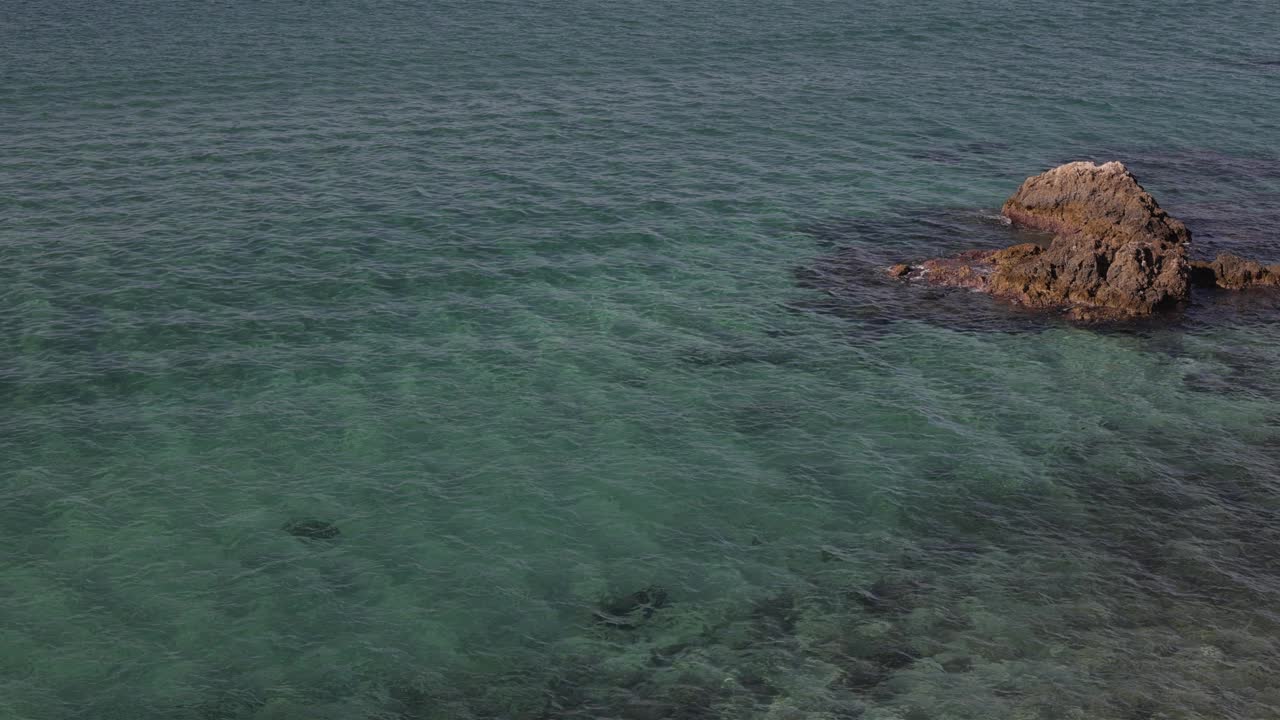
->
[4, 1, 1280, 718]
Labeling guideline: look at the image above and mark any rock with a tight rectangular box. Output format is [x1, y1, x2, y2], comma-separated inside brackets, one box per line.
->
[992, 161, 1192, 319]
[918, 249, 999, 291]
[593, 586, 669, 629]
[283, 519, 341, 541]
[888, 161, 1280, 320]
[1190, 253, 1280, 290]
[1188, 260, 1219, 289]
[892, 161, 1203, 320]
[1000, 161, 1191, 247]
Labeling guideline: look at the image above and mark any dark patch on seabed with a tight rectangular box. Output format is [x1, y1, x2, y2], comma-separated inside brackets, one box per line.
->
[1176, 324, 1280, 399]
[166, 450, 1280, 720]
[282, 518, 341, 541]
[157, 181, 1280, 720]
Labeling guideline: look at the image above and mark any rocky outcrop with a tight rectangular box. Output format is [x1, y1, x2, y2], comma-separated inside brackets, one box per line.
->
[1190, 254, 1280, 290]
[890, 161, 1277, 320]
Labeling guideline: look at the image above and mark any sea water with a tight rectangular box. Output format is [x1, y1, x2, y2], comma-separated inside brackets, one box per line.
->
[4, 1, 1280, 718]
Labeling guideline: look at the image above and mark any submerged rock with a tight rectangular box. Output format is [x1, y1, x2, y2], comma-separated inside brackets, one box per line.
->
[283, 519, 341, 541]
[593, 586, 669, 629]
[890, 161, 1279, 321]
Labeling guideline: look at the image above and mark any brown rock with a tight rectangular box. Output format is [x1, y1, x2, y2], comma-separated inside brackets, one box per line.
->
[886, 263, 911, 278]
[1189, 260, 1218, 289]
[883, 162, 1280, 320]
[1000, 161, 1191, 248]
[990, 243, 1044, 266]
[989, 162, 1192, 319]
[1193, 253, 1280, 290]
[1203, 251, 1274, 286]
[919, 249, 998, 291]
[892, 161, 1196, 320]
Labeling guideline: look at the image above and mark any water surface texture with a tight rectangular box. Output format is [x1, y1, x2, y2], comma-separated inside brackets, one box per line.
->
[5, 1, 1280, 718]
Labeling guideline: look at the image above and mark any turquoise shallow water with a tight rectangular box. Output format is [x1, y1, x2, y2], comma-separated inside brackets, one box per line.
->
[5, 1, 1280, 718]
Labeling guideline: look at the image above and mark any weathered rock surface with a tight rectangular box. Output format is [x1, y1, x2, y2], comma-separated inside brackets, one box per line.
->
[1000, 161, 1191, 248]
[890, 161, 1277, 320]
[1190, 253, 1280, 290]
